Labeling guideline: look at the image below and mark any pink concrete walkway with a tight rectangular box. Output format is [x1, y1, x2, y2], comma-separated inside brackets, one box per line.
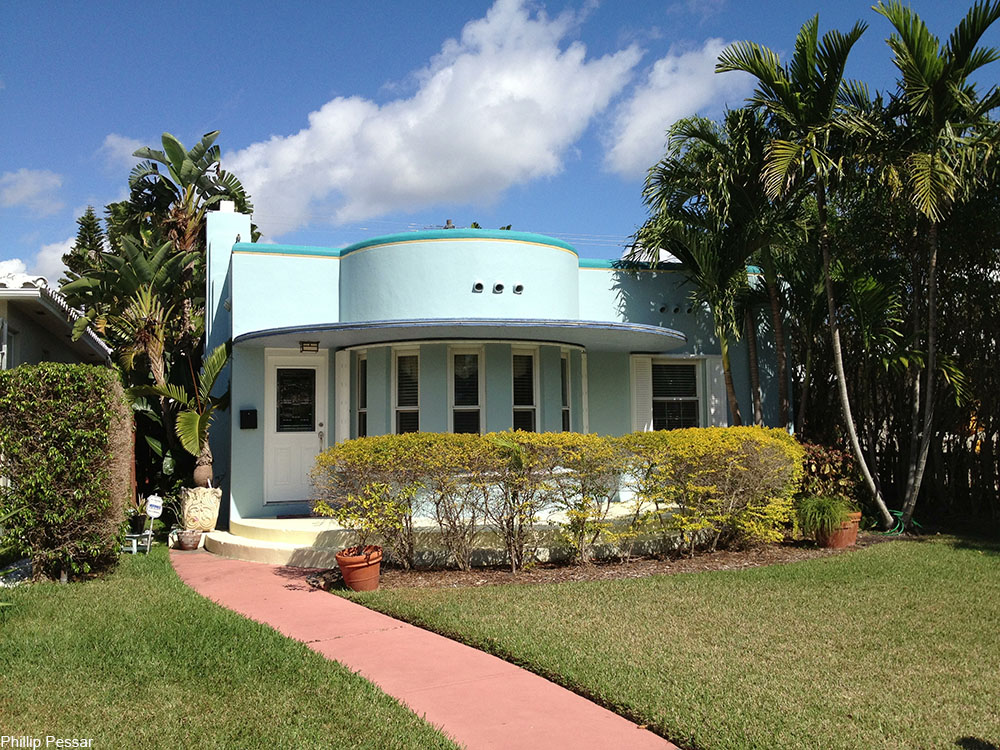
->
[171, 550, 675, 750]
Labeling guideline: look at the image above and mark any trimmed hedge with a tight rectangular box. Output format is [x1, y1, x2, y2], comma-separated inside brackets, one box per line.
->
[0, 363, 132, 579]
[312, 427, 803, 570]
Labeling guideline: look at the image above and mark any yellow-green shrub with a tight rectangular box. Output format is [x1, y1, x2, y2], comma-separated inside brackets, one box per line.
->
[644, 427, 803, 554]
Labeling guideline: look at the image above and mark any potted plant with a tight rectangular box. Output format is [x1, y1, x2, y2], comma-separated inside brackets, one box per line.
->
[313, 481, 410, 591]
[797, 495, 862, 549]
[164, 496, 204, 551]
[126, 494, 148, 535]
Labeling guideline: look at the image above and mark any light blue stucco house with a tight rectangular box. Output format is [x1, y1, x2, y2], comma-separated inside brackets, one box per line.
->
[204, 204, 781, 538]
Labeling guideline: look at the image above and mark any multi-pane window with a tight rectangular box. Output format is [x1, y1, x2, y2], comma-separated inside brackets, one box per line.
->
[512, 351, 536, 432]
[652, 362, 699, 429]
[560, 354, 571, 431]
[395, 353, 419, 433]
[452, 351, 481, 434]
[276, 369, 315, 432]
[357, 355, 367, 437]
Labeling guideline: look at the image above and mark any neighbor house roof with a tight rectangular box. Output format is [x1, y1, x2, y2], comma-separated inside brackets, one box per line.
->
[0, 273, 112, 364]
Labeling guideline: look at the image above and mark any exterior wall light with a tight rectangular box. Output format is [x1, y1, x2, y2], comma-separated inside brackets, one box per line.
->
[493, 282, 505, 294]
[513, 283, 524, 294]
[299, 341, 320, 353]
[472, 281, 485, 293]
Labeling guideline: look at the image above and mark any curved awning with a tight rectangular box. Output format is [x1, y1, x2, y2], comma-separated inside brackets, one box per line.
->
[234, 318, 686, 353]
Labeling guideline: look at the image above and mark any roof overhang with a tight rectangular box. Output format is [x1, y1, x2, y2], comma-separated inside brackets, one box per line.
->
[0, 284, 111, 364]
[234, 318, 687, 353]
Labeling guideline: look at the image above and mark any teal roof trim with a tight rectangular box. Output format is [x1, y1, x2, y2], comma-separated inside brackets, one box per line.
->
[578, 258, 684, 271]
[339, 229, 578, 256]
[232, 242, 342, 258]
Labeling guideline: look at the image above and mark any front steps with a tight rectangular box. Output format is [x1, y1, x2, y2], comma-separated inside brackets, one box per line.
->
[204, 518, 352, 568]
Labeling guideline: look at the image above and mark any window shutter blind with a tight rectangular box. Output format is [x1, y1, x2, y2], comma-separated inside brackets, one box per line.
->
[631, 355, 653, 432]
[396, 355, 419, 407]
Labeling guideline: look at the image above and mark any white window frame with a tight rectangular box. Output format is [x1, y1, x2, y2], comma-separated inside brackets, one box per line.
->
[511, 346, 539, 432]
[560, 350, 571, 432]
[356, 351, 368, 438]
[392, 347, 420, 434]
[448, 345, 485, 434]
[651, 358, 702, 430]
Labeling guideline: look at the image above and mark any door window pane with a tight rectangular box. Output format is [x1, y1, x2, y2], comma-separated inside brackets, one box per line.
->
[277, 369, 315, 432]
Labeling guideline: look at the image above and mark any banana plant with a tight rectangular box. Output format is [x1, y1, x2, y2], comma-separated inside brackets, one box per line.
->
[132, 342, 230, 487]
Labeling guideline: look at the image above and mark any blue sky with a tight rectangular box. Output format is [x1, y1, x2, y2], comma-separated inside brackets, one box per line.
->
[2, 0, 997, 278]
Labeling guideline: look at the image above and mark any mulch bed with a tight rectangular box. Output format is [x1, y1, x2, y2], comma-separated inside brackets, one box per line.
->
[307, 532, 896, 591]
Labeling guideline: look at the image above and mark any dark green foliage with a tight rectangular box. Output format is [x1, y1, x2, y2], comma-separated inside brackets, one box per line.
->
[0, 364, 132, 578]
[60, 206, 105, 284]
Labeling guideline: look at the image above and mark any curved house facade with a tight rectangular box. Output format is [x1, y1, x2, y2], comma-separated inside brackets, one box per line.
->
[206, 206, 782, 521]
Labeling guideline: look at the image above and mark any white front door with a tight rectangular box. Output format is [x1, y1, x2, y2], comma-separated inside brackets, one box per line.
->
[264, 350, 328, 505]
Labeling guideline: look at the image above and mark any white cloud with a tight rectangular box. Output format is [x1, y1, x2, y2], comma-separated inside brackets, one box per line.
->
[228, 0, 641, 237]
[603, 39, 752, 179]
[32, 237, 74, 282]
[0, 169, 64, 216]
[100, 133, 145, 171]
[0, 259, 28, 276]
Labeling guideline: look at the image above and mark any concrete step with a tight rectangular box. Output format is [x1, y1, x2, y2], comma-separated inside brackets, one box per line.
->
[230, 517, 352, 547]
[204, 530, 342, 568]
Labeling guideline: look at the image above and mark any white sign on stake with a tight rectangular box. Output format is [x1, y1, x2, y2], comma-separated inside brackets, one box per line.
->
[146, 495, 163, 519]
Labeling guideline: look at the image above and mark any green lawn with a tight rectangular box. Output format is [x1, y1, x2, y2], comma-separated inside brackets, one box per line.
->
[349, 538, 1000, 750]
[0, 545, 456, 750]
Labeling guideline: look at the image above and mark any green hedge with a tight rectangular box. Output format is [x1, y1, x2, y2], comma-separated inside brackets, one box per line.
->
[0, 363, 133, 579]
[312, 427, 803, 570]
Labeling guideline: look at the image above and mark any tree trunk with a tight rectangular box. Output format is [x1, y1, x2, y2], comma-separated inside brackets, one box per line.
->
[797, 341, 813, 436]
[745, 307, 763, 426]
[902, 222, 939, 528]
[816, 184, 894, 529]
[762, 250, 790, 429]
[193, 440, 214, 488]
[718, 324, 743, 426]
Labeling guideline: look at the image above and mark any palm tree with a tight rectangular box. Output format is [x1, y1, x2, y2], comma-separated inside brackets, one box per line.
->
[717, 16, 896, 530]
[872, 0, 1000, 528]
[126, 131, 256, 353]
[638, 109, 802, 429]
[134, 343, 230, 488]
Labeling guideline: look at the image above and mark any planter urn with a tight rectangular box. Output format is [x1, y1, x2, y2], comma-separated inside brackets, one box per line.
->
[180, 487, 223, 532]
[817, 511, 862, 549]
[335, 545, 383, 591]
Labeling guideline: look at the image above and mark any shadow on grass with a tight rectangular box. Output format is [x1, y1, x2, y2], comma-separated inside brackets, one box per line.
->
[955, 737, 998, 750]
[946, 536, 1000, 557]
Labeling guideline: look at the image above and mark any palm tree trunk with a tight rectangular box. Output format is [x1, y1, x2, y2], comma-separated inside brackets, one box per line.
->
[816, 184, 894, 529]
[797, 342, 814, 436]
[745, 307, 763, 426]
[902, 222, 939, 527]
[718, 322, 743, 426]
[761, 251, 790, 429]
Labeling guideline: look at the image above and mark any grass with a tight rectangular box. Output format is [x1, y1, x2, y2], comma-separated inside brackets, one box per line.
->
[0, 545, 457, 749]
[349, 538, 1000, 750]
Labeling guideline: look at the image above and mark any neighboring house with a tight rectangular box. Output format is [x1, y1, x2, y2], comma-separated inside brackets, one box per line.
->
[0, 273, 110, 370]
[205, 205, 783, 526]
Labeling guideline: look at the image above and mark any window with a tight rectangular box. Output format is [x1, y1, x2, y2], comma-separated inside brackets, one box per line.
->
[560, 353, 571, 431]
[357, 355, 367, 437]
[451, 350, 482, 434]
[395, 352, 419, 433]
[652, 362, 699, 429]
[512, 350, 537, 431]
[276, 368, 315, 432]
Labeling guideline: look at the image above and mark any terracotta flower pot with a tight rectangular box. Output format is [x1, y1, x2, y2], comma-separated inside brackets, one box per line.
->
[817, 511, 862, 549]
[175, 529, 203, 551]
[335, 545, 383, 591]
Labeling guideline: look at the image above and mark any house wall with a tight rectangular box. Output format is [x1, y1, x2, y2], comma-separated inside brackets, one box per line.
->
[339, 233, 579, 322]
[1, 303, 84, 367]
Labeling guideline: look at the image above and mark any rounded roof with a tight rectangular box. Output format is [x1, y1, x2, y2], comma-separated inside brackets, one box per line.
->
[339, 229, 578, 256]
